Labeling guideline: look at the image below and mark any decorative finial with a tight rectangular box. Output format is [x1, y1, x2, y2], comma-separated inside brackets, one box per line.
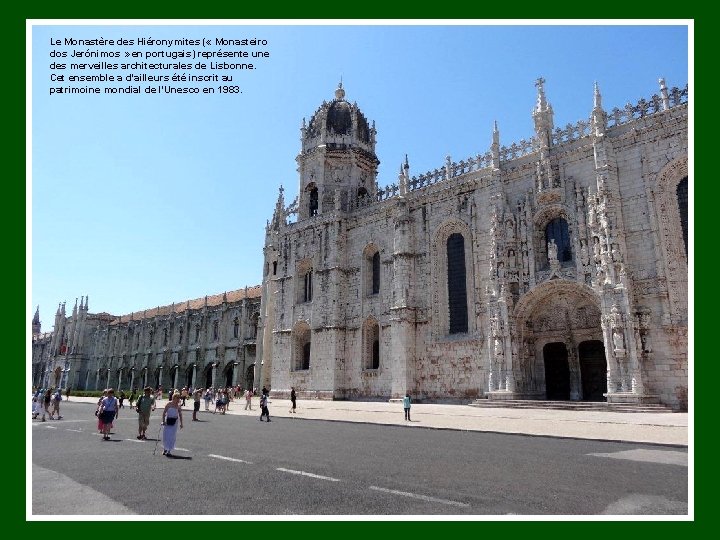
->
[335, 79, 345, 101]
[404, 154, 409, 170]
[659, 77, 670, 110]
[535, 76, 548, 111]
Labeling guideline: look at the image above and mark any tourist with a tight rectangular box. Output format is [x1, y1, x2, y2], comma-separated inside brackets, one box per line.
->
[161, 392, 184, 457]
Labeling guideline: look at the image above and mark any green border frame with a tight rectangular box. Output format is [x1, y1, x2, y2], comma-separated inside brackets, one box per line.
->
[14, 2, 699, 535]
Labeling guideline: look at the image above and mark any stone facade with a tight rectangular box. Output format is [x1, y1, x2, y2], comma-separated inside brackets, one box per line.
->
[32, 288, 261, 393]
[258, 80, 689, 410]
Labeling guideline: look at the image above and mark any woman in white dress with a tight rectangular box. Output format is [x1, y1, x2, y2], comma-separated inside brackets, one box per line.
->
[161, 392, 184, 457]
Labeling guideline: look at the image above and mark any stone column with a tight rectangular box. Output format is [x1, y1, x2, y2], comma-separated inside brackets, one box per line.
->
[390, 197, 415, 398]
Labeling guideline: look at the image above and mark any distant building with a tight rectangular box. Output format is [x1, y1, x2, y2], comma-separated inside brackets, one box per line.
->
[32, 288, 261, 392]
[257, 80, 689, 410]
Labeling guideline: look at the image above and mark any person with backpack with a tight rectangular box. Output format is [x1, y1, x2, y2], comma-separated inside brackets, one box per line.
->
[402, 393, 412, 421]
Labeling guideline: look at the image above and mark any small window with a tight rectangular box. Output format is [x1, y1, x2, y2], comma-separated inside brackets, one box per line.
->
[309, 187, 319, 216]
[303, 269, 313, 302]
[372, 252, 380, 294]
[233, 318, 240, 339]
[213, 321, 219, 341]
[302, 343, 311, 370]
[273, 261, 277, 275]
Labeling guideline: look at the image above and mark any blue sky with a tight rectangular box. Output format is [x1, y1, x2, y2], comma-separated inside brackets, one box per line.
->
[30, 22, 690, 328]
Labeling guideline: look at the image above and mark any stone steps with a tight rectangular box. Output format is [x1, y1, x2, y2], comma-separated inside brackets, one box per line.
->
[469, 399, 674, 413]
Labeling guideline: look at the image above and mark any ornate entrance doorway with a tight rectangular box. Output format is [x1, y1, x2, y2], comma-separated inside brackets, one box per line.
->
[543, 342, 570, 400]
[579, 340, 607, 401]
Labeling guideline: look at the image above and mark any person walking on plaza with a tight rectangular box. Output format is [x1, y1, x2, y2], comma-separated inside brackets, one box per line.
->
[51, 388, 63, 419]
[98, 388, 119, 440]
[192, 388, 202, 421]
[118, 390, 126, 409]
[65, 387, 71, 401]
[161, 392, 183, 457]
[204, 388, 212, 411]
[128, 389, 136, 409]
[135, 386, 156, 440]
[244, 388, 253, 410]
[259, 392, 271, 422]
[42, 388, 52, 421]
[289, 387, 297, 414]
[403, 393, 412, 421]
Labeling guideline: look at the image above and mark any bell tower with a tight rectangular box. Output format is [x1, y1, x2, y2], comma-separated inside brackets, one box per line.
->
[296, 82, 379, 219]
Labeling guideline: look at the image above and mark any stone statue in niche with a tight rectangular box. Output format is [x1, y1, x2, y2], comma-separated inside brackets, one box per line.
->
[494, 336, 504, 358]
[547, 238, 558, 262]
[612, 327, 625, 352]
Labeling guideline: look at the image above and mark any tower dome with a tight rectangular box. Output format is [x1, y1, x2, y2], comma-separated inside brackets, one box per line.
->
[303, 82, 374, 150]
[296, 82, 380, 219]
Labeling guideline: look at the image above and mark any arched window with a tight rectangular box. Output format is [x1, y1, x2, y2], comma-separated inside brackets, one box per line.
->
[676, 176, 688, 257]
[212, 321, 219, 341]
[447, 233, 468, 334]
[194, 323, 200, 342]
[545, 218, 572, 262]
[358, 187, 368, 198]
[178, 325, 183, 345]
[163, 328, 168, 346]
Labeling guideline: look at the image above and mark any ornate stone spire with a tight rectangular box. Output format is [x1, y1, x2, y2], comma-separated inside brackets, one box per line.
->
[532, 77, 554, 148]
[659, 77, 670, 110]
[270, 185, 286, 231]
[591, 81, 607, 137]
[32, 305, 41, 335]
[593, 81, 602, 109]
[491, 120, 500, 168]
